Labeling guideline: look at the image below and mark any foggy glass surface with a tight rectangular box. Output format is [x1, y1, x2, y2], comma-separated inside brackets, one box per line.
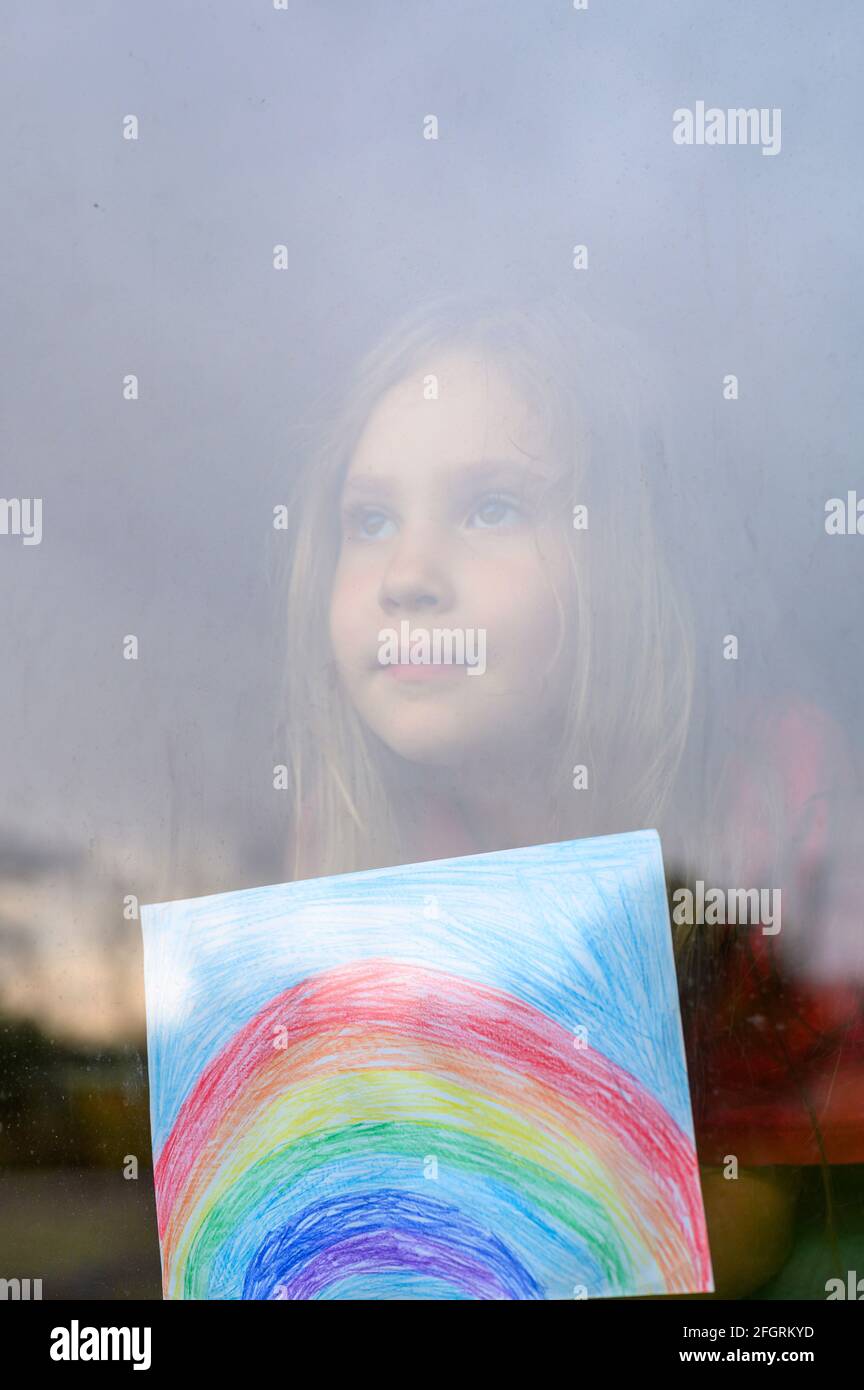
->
[1, 0, 862, 1301]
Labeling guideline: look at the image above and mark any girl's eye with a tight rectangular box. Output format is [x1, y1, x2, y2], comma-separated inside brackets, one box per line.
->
[343, 505, 396, 541]
[466, 493, 523, 529]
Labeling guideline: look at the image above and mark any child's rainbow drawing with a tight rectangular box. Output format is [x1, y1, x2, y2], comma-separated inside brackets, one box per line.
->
[141, 831, 713, 1299]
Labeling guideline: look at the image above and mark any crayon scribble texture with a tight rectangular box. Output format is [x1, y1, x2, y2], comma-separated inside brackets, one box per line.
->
[141, 830, 713, 1299]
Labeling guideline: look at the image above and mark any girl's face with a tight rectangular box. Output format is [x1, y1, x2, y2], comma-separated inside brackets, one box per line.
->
[329, 350, 572, 768]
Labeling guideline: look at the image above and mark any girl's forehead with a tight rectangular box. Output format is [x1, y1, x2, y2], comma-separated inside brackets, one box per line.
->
[348, 351, 550, 480]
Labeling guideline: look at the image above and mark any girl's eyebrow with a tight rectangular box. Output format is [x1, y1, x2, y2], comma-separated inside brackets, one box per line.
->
[340, 474, 398, 500]
[454, 458, 554, 489]
[341, 458, 553, 499]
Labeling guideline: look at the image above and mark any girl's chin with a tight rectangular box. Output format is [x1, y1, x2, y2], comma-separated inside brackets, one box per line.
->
[370, 718, 488, 768]
[378, 736, 476, 768]
[370, 715, 518, 769]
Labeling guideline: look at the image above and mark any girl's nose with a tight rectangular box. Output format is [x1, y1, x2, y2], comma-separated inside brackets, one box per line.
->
[378, 530, 454, 614]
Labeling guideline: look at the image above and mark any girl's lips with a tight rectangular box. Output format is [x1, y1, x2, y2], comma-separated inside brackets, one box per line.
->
[381, 663, 465, 682]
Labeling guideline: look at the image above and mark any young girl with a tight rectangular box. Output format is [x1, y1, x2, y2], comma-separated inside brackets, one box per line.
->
[276, 292, 864, 1299]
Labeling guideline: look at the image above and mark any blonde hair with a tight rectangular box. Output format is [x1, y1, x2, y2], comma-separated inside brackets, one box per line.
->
[273, 290, 696, 881]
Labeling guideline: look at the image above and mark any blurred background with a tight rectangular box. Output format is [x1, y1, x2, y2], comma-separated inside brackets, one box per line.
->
[0, 0, 862, 1297]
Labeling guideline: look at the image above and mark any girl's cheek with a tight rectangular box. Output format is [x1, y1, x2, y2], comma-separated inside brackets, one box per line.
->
[329, 572, 359, 658]
[333, 545, 371, 596]
[476, 545, 562, 624]
[329, 566, 381, 668]
[492, 560, 567, 665]
[333, 545, 383, 593]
